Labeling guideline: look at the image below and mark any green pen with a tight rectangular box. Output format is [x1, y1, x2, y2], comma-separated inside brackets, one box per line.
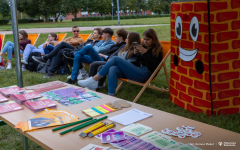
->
[52, 117, 93, 132]
[59, 119, 97, 135]
[72, 116, 108, 132]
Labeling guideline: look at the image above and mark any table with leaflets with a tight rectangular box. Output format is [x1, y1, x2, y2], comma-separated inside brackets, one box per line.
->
[0, 81, 239, 150]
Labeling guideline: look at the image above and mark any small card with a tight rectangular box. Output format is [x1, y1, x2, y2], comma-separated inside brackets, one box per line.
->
[143, 135, 177, 149]
[120, 123, 152, 136]
[101, 131, 126, 143]
[140, 131, 172, 140]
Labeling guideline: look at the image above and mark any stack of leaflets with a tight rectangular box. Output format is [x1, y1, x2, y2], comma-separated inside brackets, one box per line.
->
[23, 97, 57, 112]
[15, 108, 79, 132]
[0, 101, 23, 114]
[0, 85, 23, 97]
[120, 123, 153, 136]
[10, 90, 42, 104]
[140, 131, 202, 150]
[0, 94, 9, 103]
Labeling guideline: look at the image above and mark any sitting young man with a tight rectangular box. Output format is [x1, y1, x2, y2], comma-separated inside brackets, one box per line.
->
[36, 28, 102, 78]
[67, 28, 128, 84]
[32, 25, 83, 65]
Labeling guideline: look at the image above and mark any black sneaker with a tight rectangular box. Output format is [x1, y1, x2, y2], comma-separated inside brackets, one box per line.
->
[63, 51, 74, 60]
[32, 56, 47, 64]
[66, 79, 76, 84]
[43, 72, 54, 78]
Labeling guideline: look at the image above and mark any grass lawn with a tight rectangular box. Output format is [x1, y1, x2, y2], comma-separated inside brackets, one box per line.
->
[0, 17, 170, 31]
[0, 25, 239, 149]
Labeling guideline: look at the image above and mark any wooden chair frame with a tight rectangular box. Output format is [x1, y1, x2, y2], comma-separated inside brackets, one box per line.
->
[115, 41, 171, 103]
[0, 34, 5, 50]
[3, 33, 40, 64]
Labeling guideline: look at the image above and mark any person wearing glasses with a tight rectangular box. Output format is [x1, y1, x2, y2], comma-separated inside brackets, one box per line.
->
[32, 25, 83, 65]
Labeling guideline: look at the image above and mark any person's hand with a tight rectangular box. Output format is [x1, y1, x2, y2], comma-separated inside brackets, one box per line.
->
[43, 42, 49, 49]
[98, 53, 106, 58]
[133, 46, 139, 54]
[135, 45, 147, 54]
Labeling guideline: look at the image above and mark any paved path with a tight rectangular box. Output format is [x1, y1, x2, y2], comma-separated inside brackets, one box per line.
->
[0, 24, 170, 34]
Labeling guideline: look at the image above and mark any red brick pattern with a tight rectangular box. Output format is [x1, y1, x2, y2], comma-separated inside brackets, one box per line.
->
[170, 0, 240, 115]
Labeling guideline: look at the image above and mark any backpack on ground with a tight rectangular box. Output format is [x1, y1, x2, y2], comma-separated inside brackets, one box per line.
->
[26, 52, 41, 72]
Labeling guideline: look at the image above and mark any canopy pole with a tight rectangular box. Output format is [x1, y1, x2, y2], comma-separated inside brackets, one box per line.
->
[117, 0, 120, 26]
[10, 0, 23, 88]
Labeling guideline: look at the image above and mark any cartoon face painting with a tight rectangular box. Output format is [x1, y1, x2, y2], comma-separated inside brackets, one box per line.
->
[173, 15, 204, 74]
[176, 16, 199, 62]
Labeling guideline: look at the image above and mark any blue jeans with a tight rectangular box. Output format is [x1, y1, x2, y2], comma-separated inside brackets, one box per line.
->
[71, 45, 104, 80]
[2, 41, 23, 60]
[23, 44, 44, 60]
[44, 44, 55, 54]
[97, 56, 151, 95]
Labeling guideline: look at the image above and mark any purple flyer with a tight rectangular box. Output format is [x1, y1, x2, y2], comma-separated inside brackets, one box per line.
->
[101, 131, 126, 143]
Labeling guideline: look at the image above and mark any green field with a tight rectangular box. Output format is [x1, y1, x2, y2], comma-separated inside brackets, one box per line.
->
[0, 17, 170, 31]
[0, 25, 239, 150]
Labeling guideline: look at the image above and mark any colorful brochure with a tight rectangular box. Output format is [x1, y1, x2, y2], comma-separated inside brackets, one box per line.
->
[10, 90, 42, 104]
[23, 97, 57, 112]
[15, 108, 79, 132]
[0, 94, 8, 103]
[0, 101, 23, 114]
[101, 131, 126, 143]
[0, 85, 23, 97]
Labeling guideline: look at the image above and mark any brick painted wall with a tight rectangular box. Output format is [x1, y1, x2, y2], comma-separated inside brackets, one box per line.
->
[170, 0, 240, 115]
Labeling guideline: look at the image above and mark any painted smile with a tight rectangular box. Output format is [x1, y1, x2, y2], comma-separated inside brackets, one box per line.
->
[179, 46, 198, 62]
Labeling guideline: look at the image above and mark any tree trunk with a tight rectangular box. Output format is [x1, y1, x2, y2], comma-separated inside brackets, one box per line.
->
[45, 14, 48, 22]
[74, 9, 77, 19]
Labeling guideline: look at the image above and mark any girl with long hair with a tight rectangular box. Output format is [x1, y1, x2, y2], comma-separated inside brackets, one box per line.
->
[78, 28, 163, 95]
[0, 30, 31, 70]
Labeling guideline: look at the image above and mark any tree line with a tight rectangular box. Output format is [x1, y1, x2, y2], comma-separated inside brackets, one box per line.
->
[0, 0, 174, 21]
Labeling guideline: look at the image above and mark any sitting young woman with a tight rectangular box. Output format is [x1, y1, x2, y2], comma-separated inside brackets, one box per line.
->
[78, 28, 163, 96]
[82, 31, 141, 91]
[21, 33, 58, 70]
[0, 30, 31, 70]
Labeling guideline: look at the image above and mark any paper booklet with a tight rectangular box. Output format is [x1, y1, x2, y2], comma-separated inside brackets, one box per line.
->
[0, 101, 23, 114]
[10, 90, 42, 105]
[0, 85, 23, 97]
[15, 108, 79, 132]
[0, 94, 9, 103]
[108, 109, 153, 126]
[23, 97, 57, 112]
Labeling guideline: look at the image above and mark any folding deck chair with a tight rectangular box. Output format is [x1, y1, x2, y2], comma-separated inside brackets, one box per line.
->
[0, 34, 5, 50]
[79, 34, 92, 43]
[115, 41, 171, 103]
[3, 33, 40, 62]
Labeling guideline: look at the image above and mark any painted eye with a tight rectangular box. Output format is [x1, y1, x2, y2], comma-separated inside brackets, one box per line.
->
[189, 16, 199, 42]
[175, 16, 182, 40]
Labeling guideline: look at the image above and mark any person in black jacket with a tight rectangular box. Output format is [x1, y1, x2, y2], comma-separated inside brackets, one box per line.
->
[66, 28, 128, 84]
[78, 28, 163, 96]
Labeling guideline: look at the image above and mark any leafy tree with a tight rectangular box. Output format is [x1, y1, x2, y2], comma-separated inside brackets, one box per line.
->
[0, 0, 10, 18]
[63, 0, 87, 19]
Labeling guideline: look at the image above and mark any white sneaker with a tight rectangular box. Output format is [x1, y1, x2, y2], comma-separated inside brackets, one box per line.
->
[22, 67, 27, 71]
[6, 64, 12, 70]
[67, 70, 81, 79]
[21, 59, 28, 65]
[78, 77, 98, 89]
[77, 72, 89, 80]
[0, 66, 4, 70]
